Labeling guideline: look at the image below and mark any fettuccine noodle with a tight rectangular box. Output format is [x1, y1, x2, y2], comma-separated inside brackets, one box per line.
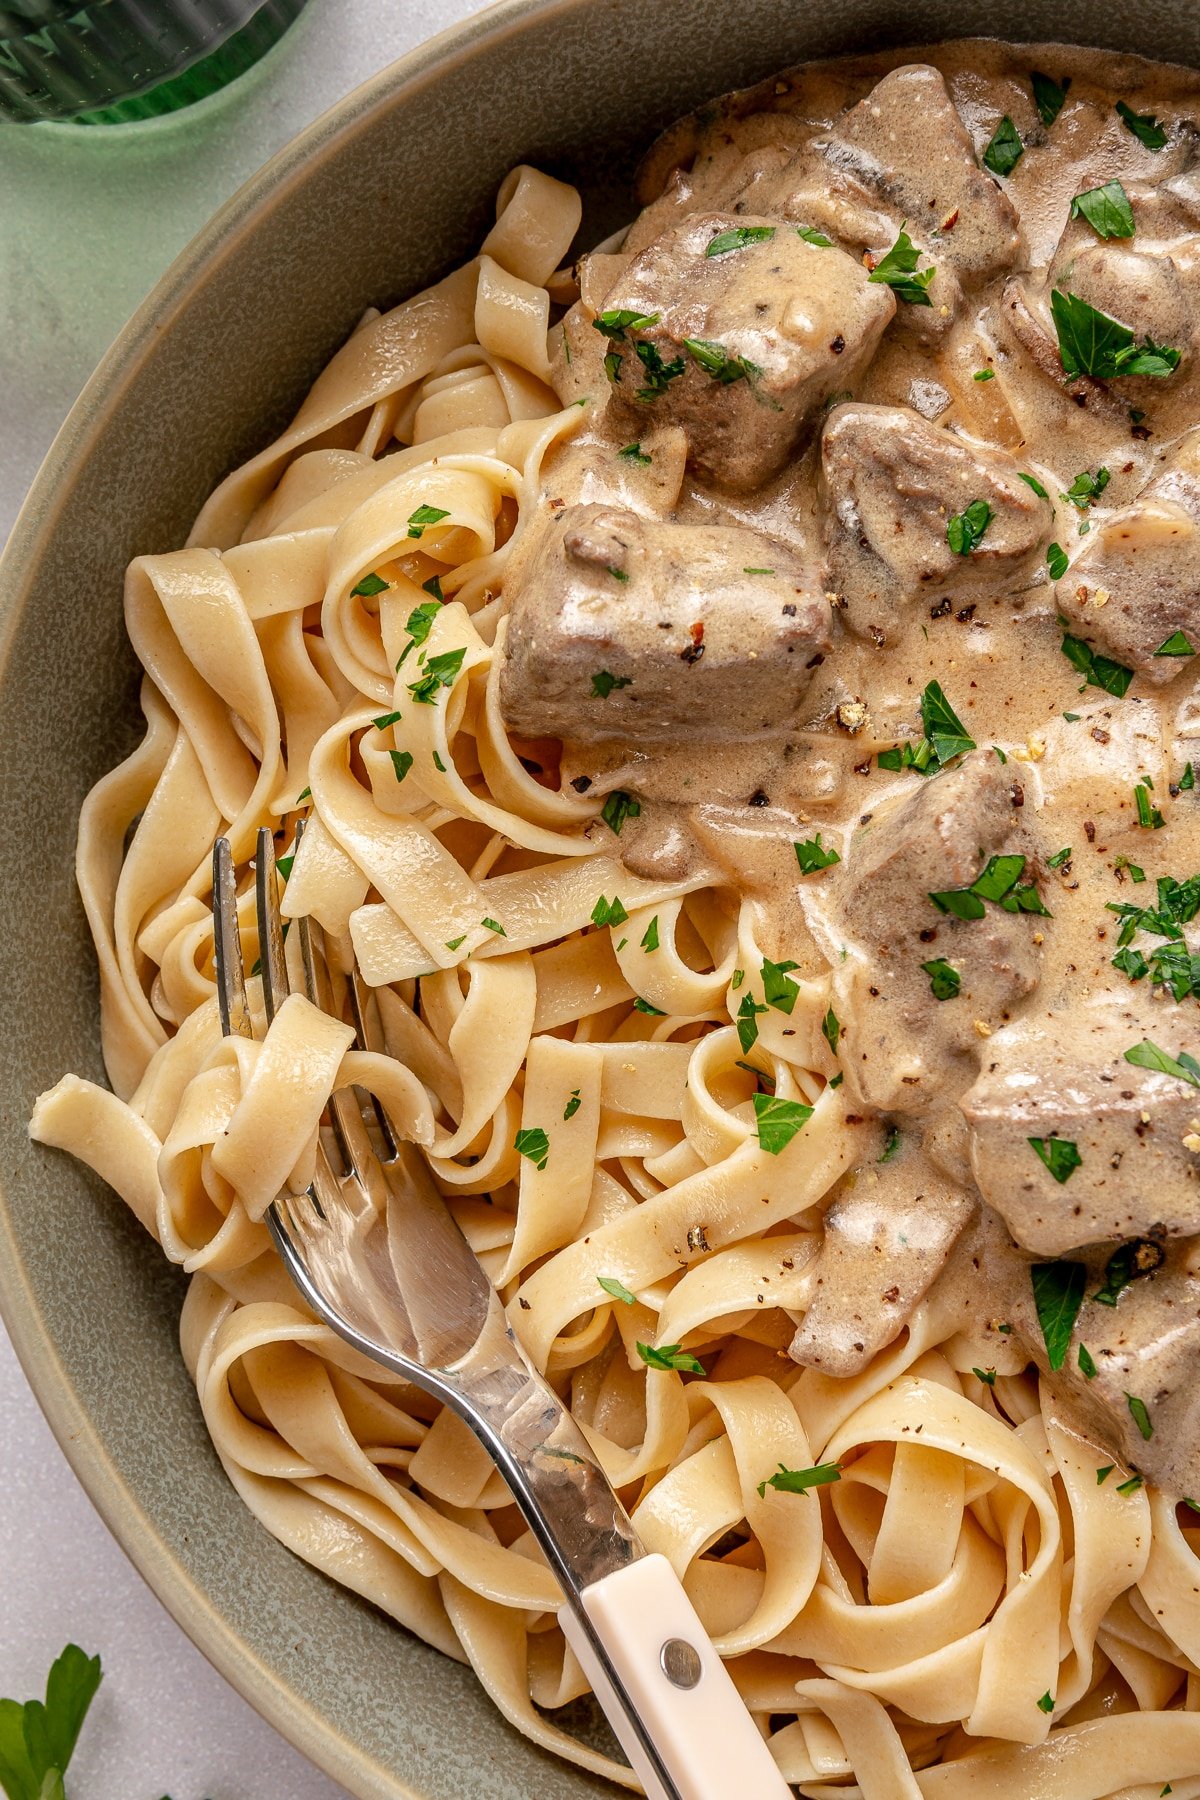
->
[30, 127, 1200, 1797]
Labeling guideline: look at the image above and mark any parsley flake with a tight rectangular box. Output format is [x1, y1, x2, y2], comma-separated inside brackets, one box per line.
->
[796, 224, 834, 246]
[481, 917, 506, 936]
[598, 1275, 635, 1305]
[406, 504, 450, 539]
[822, 1006, 841, 1055]
[756, 1461, 841, 1498]
[637, 1341, 706, 1375]
[1031, 1259, 1086, 1368]
[351, 570, 388, 597]
[706, 224, 776, 256]
[618, 443, 652, 465]
[1032, 71, 1070, 127]
[1060, 633, 1134, 697]
[514, 1126, 550, 1170]
[1047, 542, 1069, 580]
[761, 956, 801, 1015]
[564, 1089, 582, 1121]
[591, 670, 632, 699]
[389, 749, 413, 784]
[869, 226, 935, 305]
[983, 116, 1024, 176]
[1124, 1037, 1200, 1087]
[947, 499, 994, 556]
[1071, 179, 1135, 239]
[1019, 471, 1049, 499]
[922, 957, 962, 1000]
[1116, 99, 1168, 148]
[1156, 630, 1196, 657]
[591, 895, 629, 928]
[794, 833, 841, 874]
[1078, 1343, 1098, 1379]
[407, 646, 466, 703]
[1127, 1393, 1154, 1440]
[593, 308, 660, 340]
[1029, 1136, 1083, 1183]
[601, 790, 641, 835]
[752, 1093, 813, 1154]
[396, 598, 443, 666]
[641, 916, 660, 952]
[1051, 289, 1181, 380]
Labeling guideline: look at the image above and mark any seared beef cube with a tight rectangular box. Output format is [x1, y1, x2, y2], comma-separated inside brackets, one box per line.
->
[822, 755, 1044, 1115]
[597, 211, 894, 491]
[961, 1007, 1200, 1255]
[788, 1139, 975, 1376]
[499, 504, 831, 744]
[820, 403, 1051, 634]
[1009, 1240, 1200, 1497]
[1056, 428, 1200, 680]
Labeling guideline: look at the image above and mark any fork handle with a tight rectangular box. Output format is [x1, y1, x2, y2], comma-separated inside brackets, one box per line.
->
[558, 1554, 791, 1800]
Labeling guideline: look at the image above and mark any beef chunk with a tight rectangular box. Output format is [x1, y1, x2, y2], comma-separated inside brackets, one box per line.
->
[1056, 427, 1200, 681]
[961, 1006, 1200, 1255]
[499, 503, 831, 743]
[821, 755, 1045, 1115]
[1009, 1238, 1200, 1497]
[819, 403, 1051, 635]
[596, 211, 894, 491]
[788, 1138, 976, 1376]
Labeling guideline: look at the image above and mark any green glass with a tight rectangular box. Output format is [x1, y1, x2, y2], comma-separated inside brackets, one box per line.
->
[0, 0, 308, 124]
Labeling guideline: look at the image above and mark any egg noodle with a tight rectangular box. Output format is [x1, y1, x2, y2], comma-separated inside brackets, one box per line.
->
[30, 162, 1200, 1797]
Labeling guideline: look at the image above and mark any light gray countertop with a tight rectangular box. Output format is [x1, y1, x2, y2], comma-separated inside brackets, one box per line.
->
[0, 4, 479, 1793]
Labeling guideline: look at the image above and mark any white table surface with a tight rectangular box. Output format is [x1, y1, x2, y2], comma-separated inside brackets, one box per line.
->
[0, 4, 480, 1794]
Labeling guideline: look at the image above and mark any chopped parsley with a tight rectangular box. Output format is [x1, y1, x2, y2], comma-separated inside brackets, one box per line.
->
[591, 670, 632, 699]
[618, 443, 652, 464]
[604, 349, 623, 383]
[1060, 632, 1134, 697]
[633, 340, 686, 400]
[868, 225, 935, 305]
[879, 1126, 901, 1163]
[1071, 179, 1135, 239]
[601, 790, 641, 835]
[1064, 465, 1110, 508]
[947, 498, 994, 556]
[641, 916, 660, 952]
[1019, 471, 1049, 499]
[407, 646, 466, 702]
[1126, 1393, 1154, 1440]
[1031, 1259, 1086, 1369]
[752, 1093, 813, 1154]
[389, 749, 413, 784]
[706, 224, 775, 256]
[633, 997, 665, 1015]
[1078, 1343, 1098, 1379]
[1051, 289, 1181, 380]
[1037, 1693, 1055, 1715]
[593, 307, 660, 340]
[481, 917, 506, 935]
[973, 1366, 997, 1386]
[637, 1341, 706, 1375]
[1092, 1240, 1161, 1308]
[598, 1274, 635, 1305]
[373, 710, 402, 730]
[432, 751, 446, 772]
[921, 957, 962, 1000]
[422, 574, 444, 601]
[878, 678, 976, 774]
[794, 833, 841, 874]
[822, 1006, 841, 1055]
[930, 853, 1050, 920]
[737, 991, 767, 1052]
[445, 935, 466, 951]
[1048, 846, 1073, 869]
[1117, 1474, 1145, 1495]
[983, 115, 1024, 176]
[396, 598, 442, 666]
[1180, 762, 1195, 790]
[760, 956, 801, 1015]
[1047, 542, 1069, 581]
[1116, 99, 1168, 149]
[974, 368, 995, 382]
[514, 1127, 550, 1171]
[1097, 1465, 1114, 1484]
[351, 570, 388, 597]
[591, 895, 629, 928]
[756, 1461, 841, 1498]
[1032, 71, 1070, 127]
[564, 1089, 582, 1120]
[406, 504, 450, 538]
[1029, 1136, 1083, 1183]
[683, 337, 762, 387]
[1124, 1037, 1200, 1087]
[796, 224, 834, 246]
[1156, 630, 1196, 657]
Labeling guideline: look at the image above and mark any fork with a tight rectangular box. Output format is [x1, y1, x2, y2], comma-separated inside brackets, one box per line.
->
[211, 827, 791, 1800]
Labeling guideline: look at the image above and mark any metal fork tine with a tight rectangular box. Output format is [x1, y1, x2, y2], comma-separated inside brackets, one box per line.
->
[255, 826, 289, 1024]
[297, 905, 386, 1202]
[348, 968, 400, 1159]
[212, 838, 253, 1040]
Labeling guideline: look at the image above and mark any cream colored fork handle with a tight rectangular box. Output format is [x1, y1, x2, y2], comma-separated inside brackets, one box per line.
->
[558, 1553, 791, 1800]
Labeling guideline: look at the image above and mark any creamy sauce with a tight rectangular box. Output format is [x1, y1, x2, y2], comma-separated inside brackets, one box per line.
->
[500, 39, 1200, 1493]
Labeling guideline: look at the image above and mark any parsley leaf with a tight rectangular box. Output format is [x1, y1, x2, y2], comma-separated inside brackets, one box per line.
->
[796, 224, 834, 246]
[514, 1127, 549, 1171]
[1156, 630, 1196, 657]
[598, 1275, 635, 1305]
[481, 917, 506, 935]
[422, 574, 444, 602]
[1064, 465, 1110, 508]
[0, 1644, 102, 1800]
[1047, 542, 1069, 580]
[756, 1461, 841, 1499]
[389, 749, 413, 784]
[637, 1341, 706, 1375]
[973, 1366, 997, 1386]
[406, 504, 450, 539]
[351, 570, 388, 597]
[618, 443, 651, 464]
[822, 1006, 841, 1055]
[1031, 1259, 1086, 1368]
[1037, 1692, 1055, 1715]
[593, 308, 660, 340]
[564, 1089, 582, 1121]
[1078, 1343, 1098, 1379]
[373, 710, 402, 730]
[983, 115, 1024, 176]
[794, 833, 841, 874]
[1135, 782, 1165, 829]
[736, 991, 768, 1053]
[869, 226, 935, 305]
[1127, 1393, 1154, 1440]
[1030, 1136, 1083, 1183]
[1071, 179, 1135, 239]
[922, 957, 962, 1000]
[879, 1126, 901, 1163]
[947, 499, 994, 556]
[641, 916, 660, 952]
[601, 790, 641, 835]
[1124, 1037, 1200, 1088]
[760, 957, 801, 1015]
[1019, 471, 1049, 499]
[1060, 632, 1134, 697]
[921, 679, 976, 762]
[706, 224, 775, 256]
[633, 996, 665, 1015]
[683, 337, 762, 387]
[396, 598, 443, 667]
[407, 646, 466, 703]
[633, 339, 686, 400]
[591, 670, 632, 699]
[1116, 99, 1168, 149]
[1051, 288, 1181, 380]
[1048, 846, 1072, 869]
[752, 1093, 813, 1154]
[1117, 1474, 1144, 1495]
[591, 895, 629, 928]
[1032, 71, 1070, 127]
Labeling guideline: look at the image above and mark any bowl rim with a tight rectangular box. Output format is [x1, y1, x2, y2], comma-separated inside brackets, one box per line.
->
[0, 4, 581, 1793]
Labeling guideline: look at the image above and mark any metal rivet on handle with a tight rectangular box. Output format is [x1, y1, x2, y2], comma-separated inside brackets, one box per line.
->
[660, 1638, 702, 1689]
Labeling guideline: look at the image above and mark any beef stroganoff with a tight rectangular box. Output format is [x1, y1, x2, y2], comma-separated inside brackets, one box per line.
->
[31, 36, 1200, 1795]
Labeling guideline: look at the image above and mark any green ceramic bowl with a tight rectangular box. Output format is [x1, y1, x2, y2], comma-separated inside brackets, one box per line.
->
[1, 1, 1197, 1793]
